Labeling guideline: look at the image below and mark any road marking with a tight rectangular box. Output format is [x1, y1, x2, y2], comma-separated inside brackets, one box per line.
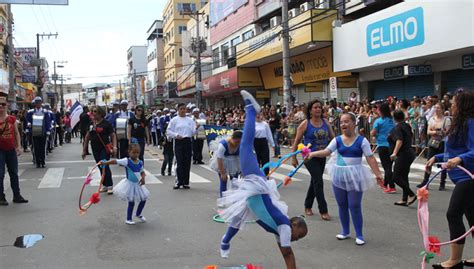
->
[4, 169, 25, 187]
[19, 158, 163, 165]
[144, 169, 163, 184]
[271, 172, 303, 182]
[201, 165, 215, 173]
[280, 164, 310, 176]
[189, 172, 211, 183]
[38, 168, 65, 189]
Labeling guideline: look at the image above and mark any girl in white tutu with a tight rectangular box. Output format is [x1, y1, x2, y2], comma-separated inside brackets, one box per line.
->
[218, 90, 307, 269]
[99, 141, 149, 225]
[209, 130, 242, 197]
[305, 113, 383, 245]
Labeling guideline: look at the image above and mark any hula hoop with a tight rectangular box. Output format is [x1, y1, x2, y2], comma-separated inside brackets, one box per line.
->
[78, 163, 106, 215]
[212, 214, 256, 224]
[417, 163, 474, 268]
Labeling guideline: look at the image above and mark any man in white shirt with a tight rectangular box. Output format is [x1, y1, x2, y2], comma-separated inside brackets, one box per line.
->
[167, 103, 196, 189]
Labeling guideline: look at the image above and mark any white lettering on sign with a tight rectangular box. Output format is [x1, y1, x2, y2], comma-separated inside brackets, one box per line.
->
[370, 16, 418, 50]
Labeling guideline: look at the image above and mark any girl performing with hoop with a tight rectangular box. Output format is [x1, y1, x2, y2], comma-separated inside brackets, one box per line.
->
[218, 90, 307, 269]
[100, 140, 150, 225]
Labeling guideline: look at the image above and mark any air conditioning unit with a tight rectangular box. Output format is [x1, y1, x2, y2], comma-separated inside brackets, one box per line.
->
[288, 8, 300, 18]
[270, 16, 281, 28]
[300, 2, 313, 12]
[314, 0, 329, 9]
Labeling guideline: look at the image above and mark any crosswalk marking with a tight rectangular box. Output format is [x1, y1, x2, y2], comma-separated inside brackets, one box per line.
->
[189, 172, 211, 183]
[144, 169, 163, 184]
[4, 169, 25, 186]
[38, 168, 65, 189]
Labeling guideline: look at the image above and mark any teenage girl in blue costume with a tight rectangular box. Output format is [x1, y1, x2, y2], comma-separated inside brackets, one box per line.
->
[305, 113, 383, 245]
[218, 90, 307, 269]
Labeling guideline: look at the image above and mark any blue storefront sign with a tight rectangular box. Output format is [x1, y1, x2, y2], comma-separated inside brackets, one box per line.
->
[367, 7, 425, 57]
[462, 54, 474, 70]
[408, 65, 432, 76]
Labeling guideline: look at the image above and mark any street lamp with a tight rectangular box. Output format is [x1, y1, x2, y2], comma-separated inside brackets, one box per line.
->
[53, 61, 67, 111]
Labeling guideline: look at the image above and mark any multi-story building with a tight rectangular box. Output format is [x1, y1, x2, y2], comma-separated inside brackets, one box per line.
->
[0, 5, 11, 98]
[333, 0, 474, 100]
[126, 45, 147, 106]
[162, 0, 206, 98]
[145, 20, 165, 106]
[176, 2, 211, 101]
[203, 0, 350, 109]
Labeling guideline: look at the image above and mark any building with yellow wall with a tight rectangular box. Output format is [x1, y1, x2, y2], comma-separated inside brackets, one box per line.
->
[162, 0, 206, 84]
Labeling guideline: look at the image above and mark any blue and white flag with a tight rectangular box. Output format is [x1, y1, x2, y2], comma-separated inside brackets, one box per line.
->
[69, 101, 83, 129]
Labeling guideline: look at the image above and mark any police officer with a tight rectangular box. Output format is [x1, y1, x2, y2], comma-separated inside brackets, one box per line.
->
[26, 97, 51, 168]
[114, 100, 134, 158]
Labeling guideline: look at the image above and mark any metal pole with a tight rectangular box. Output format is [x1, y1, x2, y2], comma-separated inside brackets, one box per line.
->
[195, 13, 202, 108]
[7, 4, 15, 110]
[36, 33, 41, 97]
[282, 0, 292, 110]
[53, 61, 57, 106]
[133, 69, 137, 106]
[60, 74, 64, 110]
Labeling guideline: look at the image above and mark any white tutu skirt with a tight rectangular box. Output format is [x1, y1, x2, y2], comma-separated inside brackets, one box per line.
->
[327, 156, 374, 192]
[210, 156, 240, 175]
[217, 174, 288, 229]
[113, 178, 150, 202]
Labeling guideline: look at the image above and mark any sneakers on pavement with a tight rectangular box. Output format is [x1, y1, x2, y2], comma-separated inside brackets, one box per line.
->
[240, 90, 261, 113]
[99, 186, 107, 193]
[135, 215, 147, 223]
[355, 238, 365, 246]
[220, 239, 230, 258]
[336, 234, 350, 240]
[383, 188, 397, 194]
[125, 220, 136, 225]
[107, 186, 113, 195]
[13, 195, 28, 203]
[0, 196, 8, 206]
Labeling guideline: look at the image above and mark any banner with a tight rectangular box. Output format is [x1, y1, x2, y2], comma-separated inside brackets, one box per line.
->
[14, 48, 37, 83]
[203, 125, 234, 157]
[69, 101, 83, 130]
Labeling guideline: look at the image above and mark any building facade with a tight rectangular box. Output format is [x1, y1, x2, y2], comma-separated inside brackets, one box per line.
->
[333, 0, 474, 100]
[146, 20, 165, 106]
[127, 45, 147, 106]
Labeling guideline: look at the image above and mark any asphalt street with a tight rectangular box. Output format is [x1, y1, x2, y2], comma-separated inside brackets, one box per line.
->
[0, 138, 470, 269]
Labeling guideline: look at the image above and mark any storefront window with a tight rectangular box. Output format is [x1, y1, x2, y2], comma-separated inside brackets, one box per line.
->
[221, 43, 229, 66]
[212, 48, 220, 69]
[242, 30, 254, 41]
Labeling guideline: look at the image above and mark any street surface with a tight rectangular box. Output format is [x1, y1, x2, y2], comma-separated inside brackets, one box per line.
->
[0, 138, 467, 269]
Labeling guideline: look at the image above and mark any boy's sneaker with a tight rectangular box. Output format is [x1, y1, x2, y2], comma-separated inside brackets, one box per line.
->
[220, 240, 230, 258]
[135, 215, 147, 223]
[125, 220, 136, 225]
[240, 90, 261, 113]
[383, 188, 397, 194]
[107, 186, 113, 195]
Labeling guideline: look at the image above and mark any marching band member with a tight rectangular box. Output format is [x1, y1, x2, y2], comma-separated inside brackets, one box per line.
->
[26, 97, 51, 168]
[115, 100, 134, 158]
[192, 108, 205, 165]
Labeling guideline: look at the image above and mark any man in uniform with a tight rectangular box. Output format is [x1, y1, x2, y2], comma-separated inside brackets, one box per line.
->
[114, 100, 134, 158]
[26, 97, 51, 168]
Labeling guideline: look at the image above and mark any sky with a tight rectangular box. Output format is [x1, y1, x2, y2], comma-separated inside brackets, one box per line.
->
[12, 0, 165, 86]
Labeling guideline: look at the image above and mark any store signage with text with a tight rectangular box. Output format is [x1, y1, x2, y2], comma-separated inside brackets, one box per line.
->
[305, 82, 324, 92]
[462, 54, 474, 70]
[408, 64, 431, 76]
[384, 66, 407, 80]
[367, 7, 425, 57]
[259, 47, 351, 89]
[238, 68, 263, 87]
[256, 90, 270, 99]
[202, 68, 238, 96]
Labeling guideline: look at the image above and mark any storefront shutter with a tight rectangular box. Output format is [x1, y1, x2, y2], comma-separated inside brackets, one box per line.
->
[369, 79, 404, 100]
[404, 75, 434, 99]
[369, 75, 434, 100]
[446, 69, 474, 92]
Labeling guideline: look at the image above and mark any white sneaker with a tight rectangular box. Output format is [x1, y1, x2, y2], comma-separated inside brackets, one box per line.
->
[107, 186, 113, 195]
[125, 220, 136, 225]
[336, 234, 350, 240]
[240, 90, 261, 113]
[355, 238, 365, 245]
[99, 186, 107, 193]
[220, 243, 230, 259]
[135, 215, 147, 223]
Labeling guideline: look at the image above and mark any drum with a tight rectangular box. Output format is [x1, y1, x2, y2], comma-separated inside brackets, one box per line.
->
[32, 115, 44, 137]
[196, 119, 206, 139]
[115, 118, 128, 140]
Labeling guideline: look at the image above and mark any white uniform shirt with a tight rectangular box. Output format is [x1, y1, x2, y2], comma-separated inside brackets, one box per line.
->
[255, 121, 275, 147]
[166, 115, 196, 139]
[118, 110, 131, 119]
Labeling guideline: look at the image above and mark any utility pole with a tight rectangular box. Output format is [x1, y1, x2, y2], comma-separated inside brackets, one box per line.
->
[53, 61, 67, 111]
[36, 32, 58, 97]
[282, 0, 292, 110]
[181, 10, 205, 108]
[133, 69, 137, 106]
[60, 74, 64, 110]
[7, 4, 15, 110]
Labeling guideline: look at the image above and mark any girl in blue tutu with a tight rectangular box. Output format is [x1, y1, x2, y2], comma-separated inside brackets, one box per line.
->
[100, 139, 149, 225]
[305, 113, 383, 245]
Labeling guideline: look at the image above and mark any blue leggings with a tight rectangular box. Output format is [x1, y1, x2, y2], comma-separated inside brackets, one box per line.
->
[332, 185, 364, 240]
[127, 200, 146, 221]
[240, 101, 266, 178]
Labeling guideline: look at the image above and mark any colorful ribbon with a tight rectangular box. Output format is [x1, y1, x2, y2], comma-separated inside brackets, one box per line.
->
[417, 163, 474, 269]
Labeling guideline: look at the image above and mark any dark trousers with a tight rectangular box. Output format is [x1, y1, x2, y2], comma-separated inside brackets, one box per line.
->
[253, 138, 270, 175]
[378, 146, 394, 188]
[22, 133, 29, 151]
[447, 180, 474, 244]
[133, 137, 146, 163]
[92, 146, 113, 187]
[174, 138, 192, 186]
[192, 138, 204, 162]
[32, 136, 46, 165]
[393, 150, 415, 201]
[162, 152, 174, 174]
[0, 149, 21, 198]
[151, 131, 158, 146]
[304, 157, 328, 214]
[118, 139, 129, 159]
[55, 126, 63, 146]
[80, 130, 89, 153]
[273, 131, 281, 156]
[423, 143, 447, 185]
